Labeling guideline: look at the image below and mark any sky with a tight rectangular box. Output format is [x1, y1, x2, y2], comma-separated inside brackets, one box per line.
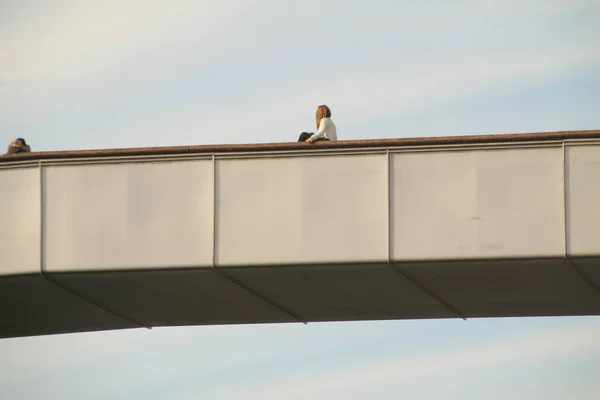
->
[1, 0, 600, 399]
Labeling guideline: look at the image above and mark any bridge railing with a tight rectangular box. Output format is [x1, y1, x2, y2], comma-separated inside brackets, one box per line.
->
[2, 131, 600, 277]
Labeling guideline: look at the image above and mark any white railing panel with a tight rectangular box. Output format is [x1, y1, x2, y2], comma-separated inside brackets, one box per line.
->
[44, 161, 214, 272]
[216, 154, 388, 265]
[392, 147, 564, 260]
[0, 168, 40, 275]
[566, 145, 600, 256]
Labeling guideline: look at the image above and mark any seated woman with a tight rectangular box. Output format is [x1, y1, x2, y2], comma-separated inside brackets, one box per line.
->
[6, 138, 31, 154]
[298, 105, 338, 143]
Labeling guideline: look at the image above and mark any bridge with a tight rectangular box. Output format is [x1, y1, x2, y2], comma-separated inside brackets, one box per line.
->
[2, 130, 600, 339]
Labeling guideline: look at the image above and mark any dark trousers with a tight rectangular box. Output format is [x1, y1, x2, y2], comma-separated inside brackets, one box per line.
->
[7, 147, 28, 154]
[297, 132, 330, 142]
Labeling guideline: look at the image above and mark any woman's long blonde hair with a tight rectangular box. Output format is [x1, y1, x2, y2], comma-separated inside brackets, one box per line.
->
[316, 105, 332, 129]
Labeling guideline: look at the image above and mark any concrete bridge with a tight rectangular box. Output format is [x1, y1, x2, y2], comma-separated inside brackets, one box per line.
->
[2, 130, 600, 339]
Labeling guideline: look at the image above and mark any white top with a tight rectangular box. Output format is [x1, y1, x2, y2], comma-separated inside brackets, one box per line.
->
[311, 117, 337, 141]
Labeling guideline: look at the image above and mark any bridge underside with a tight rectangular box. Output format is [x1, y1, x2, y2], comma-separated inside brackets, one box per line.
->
[3, 258, 600, 339]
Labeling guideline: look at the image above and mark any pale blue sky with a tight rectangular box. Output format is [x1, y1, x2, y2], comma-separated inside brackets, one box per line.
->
[1, 1, 600, 399]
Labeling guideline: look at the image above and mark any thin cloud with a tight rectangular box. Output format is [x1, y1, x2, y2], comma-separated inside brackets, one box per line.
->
[93, 40, 598, 149]
[3, 0, 597, 150]
[0, 325, 225, 384]
[213, 323, 600, 400]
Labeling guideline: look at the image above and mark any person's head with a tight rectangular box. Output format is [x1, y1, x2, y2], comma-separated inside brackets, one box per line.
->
[16, 138, 27, 147]
[316, 105, 331, 128]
